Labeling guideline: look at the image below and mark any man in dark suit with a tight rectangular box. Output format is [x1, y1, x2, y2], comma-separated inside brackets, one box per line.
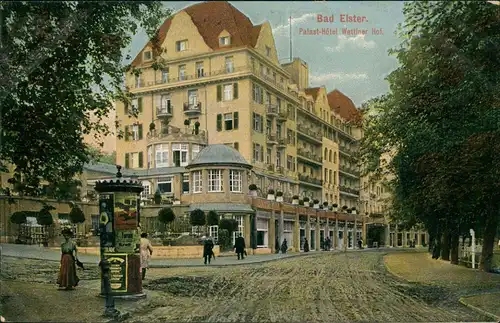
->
[234, 233, 246, 260]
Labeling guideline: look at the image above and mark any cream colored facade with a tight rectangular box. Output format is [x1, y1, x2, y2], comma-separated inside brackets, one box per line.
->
[115, 1, 364, 208]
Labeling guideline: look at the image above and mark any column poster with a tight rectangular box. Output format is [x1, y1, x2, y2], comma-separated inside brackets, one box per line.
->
[103, 253, 128, 293]
[99, 193, 115, 248]
[114, 192, 139, 253]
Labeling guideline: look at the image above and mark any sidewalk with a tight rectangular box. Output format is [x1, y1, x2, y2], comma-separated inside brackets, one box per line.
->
[0, 243, 386, 267]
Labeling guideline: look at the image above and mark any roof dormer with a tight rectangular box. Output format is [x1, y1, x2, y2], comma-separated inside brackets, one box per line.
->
[218, 30, 231, 47]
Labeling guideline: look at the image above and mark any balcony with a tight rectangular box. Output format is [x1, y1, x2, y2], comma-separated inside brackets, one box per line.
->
[276, 166, 285, 175]
[339, 185, 360, 196]
[267, 104, 278, 117]
[297, 148, 322, 166]
[296, 124, 323, 144]
[339, 145, 354, 156]
[339, 164, 360, 177]
[277, 138, 287, 148]
[298, 174, 323, 187]
[267, 134, 277, 145]
[147, 124, 207, 145]
[156, 104, 172, 118]
[277, 110, 288, 122]
[183, 102, 202, 115]
[267, 164, 275, 172]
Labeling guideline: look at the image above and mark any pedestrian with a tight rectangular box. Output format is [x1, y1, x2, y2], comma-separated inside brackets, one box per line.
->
[235, 233, 246, 260]
[57, 228, 80, 290]
[324, 237, 331, 251]
[303, 238, 310, 252]
[358, 239, 363, 249]
[203, 237, 214, 265]
[281, 239, 288, 254]
[140, 232, 153, 280]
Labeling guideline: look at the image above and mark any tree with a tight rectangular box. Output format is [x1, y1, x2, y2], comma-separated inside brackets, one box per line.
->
[153, 190, 162, 205]
[219, 218, 238, 235]
[207, 210, 219, 226]
[69, 206, 85, 224]
[10, 211, 27, 242]
[190, 208, 205, 236]
[360, 1, 500, 271]
[0, 2, 171, 195]
[158, 207, 175, 232]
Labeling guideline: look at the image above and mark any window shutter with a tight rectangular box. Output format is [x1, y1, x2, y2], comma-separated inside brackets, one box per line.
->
[138, 152, 143, 168]
[125, 153, 130, 168]
[234, 142, 239, 151]
[217, 85, 222, 102]
[216, 114, 222, 131]
[260, 146, 264, 162]
[260, 116, 264, 133]
[125, 126, 129, 141]
[124, 101, 129, 114]
[259, 87, 263, 104]
[176, 42, 180, 51]
[138, 97, 143, 112]
[138, 124, 143, 140]
[233, 83, 238, 99]
[233, 112, 239, 129]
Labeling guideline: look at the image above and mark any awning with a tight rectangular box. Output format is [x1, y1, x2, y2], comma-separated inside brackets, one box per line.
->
[188, 203, 255, 213]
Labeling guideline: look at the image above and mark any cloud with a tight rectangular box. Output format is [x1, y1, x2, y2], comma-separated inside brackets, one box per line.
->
[310, 72, 369, 83]
[325, 34, 376, 52]
[272, 13, 316, 36]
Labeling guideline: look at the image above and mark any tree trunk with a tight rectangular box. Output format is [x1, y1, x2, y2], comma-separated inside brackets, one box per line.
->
[450, 231, 460, 265]
[428, 233, 434, 253]
[441, 230, 451, 261]
[432, 232, 442, 259]
[479, 214, 499, 272]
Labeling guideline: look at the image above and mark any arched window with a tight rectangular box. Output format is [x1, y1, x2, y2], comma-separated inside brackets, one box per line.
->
[333, 152, 337, 163]
[329, 150, 332, 162]
[324, 148, 328, 160]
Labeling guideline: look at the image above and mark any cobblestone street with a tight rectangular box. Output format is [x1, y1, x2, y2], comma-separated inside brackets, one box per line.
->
[1, 249, 497, 322]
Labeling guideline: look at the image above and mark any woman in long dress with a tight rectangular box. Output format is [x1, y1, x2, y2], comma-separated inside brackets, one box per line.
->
[57, 228, 79, 290]
[140, 232, 153, 280]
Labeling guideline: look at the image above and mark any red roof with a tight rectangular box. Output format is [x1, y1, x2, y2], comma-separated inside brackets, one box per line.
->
[131, 1, 261, 67]
[327, 90, 361, 122]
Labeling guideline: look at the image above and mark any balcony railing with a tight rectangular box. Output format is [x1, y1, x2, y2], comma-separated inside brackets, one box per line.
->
[277, 110, 288, 121]
[147, 124, 207, 144]
[277, 138, 287, 147]
[339, 164, 360, 177]
[267, 133, 277, 144]
[298, 174, 322, 186]
[296, 124, 323, 143]
[156, 104, 172, 117]
[339, 185, 360, 196]
[297, 148, 322, 164]
[267, 164, 275, 172]
[183, 102, 202, 114]
[266, 104, 278, 116]
[276, 166, 285, 174]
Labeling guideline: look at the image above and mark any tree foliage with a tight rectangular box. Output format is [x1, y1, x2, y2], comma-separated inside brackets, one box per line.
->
[69, 206, 85, 224]
[219, 218, 238, 234]
[10, 211, 27, 224]
[36, 205, 54, 226]
[158, 207, 175, 224]
[361, 1, 500, 271]
[189, 208, 206, 227]
[0, 2, 170, 194]
[207, 210, 219, 226]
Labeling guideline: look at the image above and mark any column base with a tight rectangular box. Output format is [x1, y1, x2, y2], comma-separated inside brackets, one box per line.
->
[99, 292, 147, 300]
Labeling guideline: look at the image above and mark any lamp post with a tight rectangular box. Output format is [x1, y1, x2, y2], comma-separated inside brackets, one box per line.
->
[470, 229, 476, 269]
[94, 165, 145, 306]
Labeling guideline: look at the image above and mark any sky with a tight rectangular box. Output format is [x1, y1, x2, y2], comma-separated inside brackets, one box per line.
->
[125, 1, 406, 107]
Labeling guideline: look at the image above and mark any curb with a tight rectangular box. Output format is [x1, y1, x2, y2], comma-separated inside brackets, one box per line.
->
[459, 295, 500, 321]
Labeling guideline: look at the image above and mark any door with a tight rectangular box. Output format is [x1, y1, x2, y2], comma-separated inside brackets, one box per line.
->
[338, 230, 344, 249]
[173, 151, 181, 167]
[310, 230, 315, 250]
[300, 229, 305, 250]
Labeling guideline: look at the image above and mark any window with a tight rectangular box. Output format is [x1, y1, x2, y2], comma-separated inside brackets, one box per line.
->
[135, 75, 141, 88]
[125, 152, 142, 168]
[188, 90, 198, 106]
[287, 129, 295, 144]
[208, 169, 223, 192]
[265, 92, 271, 105]
[223, 84, 232, 101]
[179, 65, 186, 81]
[329, 169, 333, 183]
[253, 113, 263, 132]
[276, 151, 282, 168]
[266, 119, 272, 135]
[141, 183, 150, 199]
[225, 56, 234, 73]
[276, 124, 282, 139]
[220, 36, 231, 46]
[183, 174, 189, 194]
[159, 95, 171, 115]
[155, 144, 169, 168]
[217, 112, 238, 131]
[287, 155, 294, 171]
[192, 144, 201, 161]
[147, 146, 152, 168]
[324, 148, 328, 160]
[257, 218, 268, 247]
[231, 215, 244, 246]
[229, 170, 242, 192]
[176, 40, 187, 52]
[266, 46, 271, 56]
[224, 113, 233, 130]
[252, 83, 263, 103]
[157, 177, 173, 194]
[267, 148, 272, 164]
[172, 143, 189, 167]
[253, 143, 263, 162]
[196, 62, 204, 78]
[329, 150, 333, 162]
[192, 170, 202, 193]
[209, 226, 219, 244]
[324, 168, 328, 182]
[131, 124, 143, 141]
[143, 51, 152, 61]
[161, 68, 169, 83]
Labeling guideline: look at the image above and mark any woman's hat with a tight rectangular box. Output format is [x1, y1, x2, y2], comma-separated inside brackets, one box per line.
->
[61, 228, 73, 237]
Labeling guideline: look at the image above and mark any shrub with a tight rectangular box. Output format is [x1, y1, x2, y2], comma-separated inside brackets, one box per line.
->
[158, 207, 175, 225]
[219, 218, 238, 233]
[292, 195, 299, 199]
[313, 199, 319, 204]
[207, 210, 219, 226]
[37, 207, 54, 226]
[218, 229, 231, 251]
[154, 190, 162, 204]
[190, 208, 206, 226]
[342, 205, 348, 210]
[303, 197, 310, 202]
[249, 184, 257, 190]
[332, 203, 338, 207]
[184, 119, 190, 126]
[351, 207, 357, 211]
[149, 122, 155, 131]
[299, 200, 304, 205]
[347, 208, 352, 213]
[267, 189, 275, 194]
[323, 202, 329, 206]
[69, 206, 85, 224]
[10, 211, 27, 225]
[276, 191, 283, 197]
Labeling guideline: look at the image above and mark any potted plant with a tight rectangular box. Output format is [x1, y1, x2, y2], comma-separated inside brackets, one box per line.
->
[154, 190, 162, 204]
[303, 197, 310, 207]
[248, 184, 258, 197]
[184, 119, 190, 126]
[276, 191, 284, 203]
[347, 208, 352, 214]
[342, 205, 348, 212]
[292, 195, 299, 205]
[267, 189, 275, 201]
[158, 207, 176, 236]
[298, 199, 304, 206]
[332, 203, 338, 212]
[194, 121, 200, 135]
[351, 207, 357, 215]
[365, 212, 369, 217]
[149, 122, 155, 132]
[323, 202, 329, 209]
[313, 199, 320, 209]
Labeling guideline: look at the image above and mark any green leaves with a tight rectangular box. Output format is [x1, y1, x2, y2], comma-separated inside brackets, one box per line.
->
[69, 206, 85, 224]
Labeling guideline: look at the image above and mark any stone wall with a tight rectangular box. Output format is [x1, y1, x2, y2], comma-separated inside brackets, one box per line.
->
[0, 196, 98, 243]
